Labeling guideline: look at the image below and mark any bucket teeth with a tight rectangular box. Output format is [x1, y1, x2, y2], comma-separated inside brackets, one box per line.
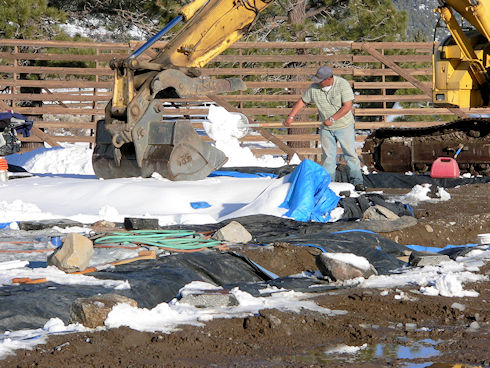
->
[92, 119, 227, 180]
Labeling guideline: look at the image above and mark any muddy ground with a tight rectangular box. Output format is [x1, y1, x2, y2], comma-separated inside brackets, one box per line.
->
[2, 182, 489, 368]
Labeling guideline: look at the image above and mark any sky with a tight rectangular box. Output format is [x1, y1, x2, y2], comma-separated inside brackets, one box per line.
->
[0, 109, 488, 360]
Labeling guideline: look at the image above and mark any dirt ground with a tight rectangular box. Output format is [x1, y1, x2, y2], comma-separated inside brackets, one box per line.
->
[2, 183, 489, 368]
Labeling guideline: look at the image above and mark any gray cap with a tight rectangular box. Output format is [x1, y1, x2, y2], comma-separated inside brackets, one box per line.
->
[312, 66, 333, 82]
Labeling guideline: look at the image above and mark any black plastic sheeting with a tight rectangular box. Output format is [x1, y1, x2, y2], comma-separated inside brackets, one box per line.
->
[1, 216, 409, 332]
[168, 215, 407, 275]
[339, 193, 414, 220]
[0, 252, 272, 332]
[363, 171, 490, 188]
[220, 165, 490, 188]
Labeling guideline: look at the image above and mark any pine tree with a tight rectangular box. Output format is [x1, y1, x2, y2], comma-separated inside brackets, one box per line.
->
[49, 0, 181, 41]
[248, 0, 407, 43]
[0, 0, 65, 39]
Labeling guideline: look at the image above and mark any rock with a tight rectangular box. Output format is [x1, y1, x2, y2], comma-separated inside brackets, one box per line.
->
[408, 250, 451, 267]
[261, 310, 282, 328]
[425, 224, 434, 233]
[70, 294, 138, 328]
[467, 321, 480, 332]
[405, 323, 417, 331]
[18, 219, 84, 231]
[451, 302, 466, 312]
[91, 220, 117, 232]
[124, 217, 160, 230]
[362, 205, 400, 221]
[212, 221, 252, 243]
[179, 290, 239, 308]
[316, 253, 378, 281]
[47, 233, 94, 272]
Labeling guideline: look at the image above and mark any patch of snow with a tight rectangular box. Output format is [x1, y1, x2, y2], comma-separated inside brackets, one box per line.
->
[325, 343, 367, 354]
[323, 252, 371, 271]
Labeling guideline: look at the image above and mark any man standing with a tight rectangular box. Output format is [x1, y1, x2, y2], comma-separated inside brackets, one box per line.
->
[284, 66, 365, 191]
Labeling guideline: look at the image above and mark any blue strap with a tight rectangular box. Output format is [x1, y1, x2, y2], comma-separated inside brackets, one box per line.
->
[209, 171, 277, 178]
[330, 229, 378, 235]
[190, 201, 211, 209]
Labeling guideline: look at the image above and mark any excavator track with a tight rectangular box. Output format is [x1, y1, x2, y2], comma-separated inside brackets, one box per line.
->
[361, 118, 490, 176]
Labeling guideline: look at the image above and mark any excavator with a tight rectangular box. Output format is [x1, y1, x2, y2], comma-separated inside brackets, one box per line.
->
[362, 0, 489, 176]
[92, 0, 272, 180]
[94, 0, 489, 180]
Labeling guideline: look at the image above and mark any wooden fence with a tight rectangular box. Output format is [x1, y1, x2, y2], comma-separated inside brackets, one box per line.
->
[0, 39, 485, 161]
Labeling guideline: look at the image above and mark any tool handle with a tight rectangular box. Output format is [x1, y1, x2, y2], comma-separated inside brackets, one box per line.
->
[248, 122, 321, 128]
[454, 144, 464, 158]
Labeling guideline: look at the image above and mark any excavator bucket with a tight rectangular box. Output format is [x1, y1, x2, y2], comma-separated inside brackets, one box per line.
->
[92, 119, 228, 180]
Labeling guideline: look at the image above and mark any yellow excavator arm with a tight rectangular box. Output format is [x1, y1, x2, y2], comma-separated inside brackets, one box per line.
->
[158, 0, 272, 68]
[111, 0, 272, 117]
[433, 0, 490, 108]
[93, 0, 273, 180]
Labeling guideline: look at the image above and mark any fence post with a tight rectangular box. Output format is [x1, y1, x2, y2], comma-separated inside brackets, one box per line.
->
[11, 45, 18, 109]
[90, 47, 100, 147]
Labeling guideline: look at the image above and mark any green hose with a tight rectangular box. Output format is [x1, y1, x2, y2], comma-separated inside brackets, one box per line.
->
[93, 230, 221, 250]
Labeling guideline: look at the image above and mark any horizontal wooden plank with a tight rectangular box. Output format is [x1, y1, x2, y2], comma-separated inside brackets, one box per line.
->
[13, 106, 104, 115]
[355, 121, 452, 129]
[0, 65, 112, 76]
[154, 94, 431, 103]
[0, 65, 432, 78]
[212, 54, 353, 63]
[159, 105, 455, 117]
[33, 121, 97, 129]
[20, 135, 95, 143]
[236, 134, 366, 143]
[351, 42, 433, 50]
[1, 93, 429, 106]
[354, 94, 430, 102]
[0, 51, 355, 64]
[353, 68, 432, 76]
[0, 39, 134, 50]
[194, 120, 454, 130]
[354, 107, 454, 116]
[251, 147, 362, 156]
[353, 81, 432, 89]
[159, 107, 318, 116]
[0, 39, 433, 51]
[1, 93, 111, 102]
[353, 55, 432, 63]
[0, 52, 126, 63]
[0, 80, 112, 89]
[251, 147, 321, 155]
[201, 67, 354, 76]
[231, 41, 354, 49]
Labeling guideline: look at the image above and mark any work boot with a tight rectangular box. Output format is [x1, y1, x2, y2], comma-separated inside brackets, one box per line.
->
[355, 183, 366, 192]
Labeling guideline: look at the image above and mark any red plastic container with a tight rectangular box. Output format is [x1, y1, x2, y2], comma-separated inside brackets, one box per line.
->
[430, 157, 460, 178]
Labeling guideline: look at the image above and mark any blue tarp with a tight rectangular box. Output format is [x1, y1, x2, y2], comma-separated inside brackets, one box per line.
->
[405, 243, 480, 253]
[0, 112, 34, 137]
[280, 159, 340, 222]
[190, 201, 211, 209]
[209, 171, 277, 178]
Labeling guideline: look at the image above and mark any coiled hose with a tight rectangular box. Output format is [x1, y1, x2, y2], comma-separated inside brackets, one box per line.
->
[92, 230, 221, 251]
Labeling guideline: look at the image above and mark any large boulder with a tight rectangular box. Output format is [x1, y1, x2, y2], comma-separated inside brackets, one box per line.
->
[179, 291, 239, 308]
[316, 252, 378, 281]
[408, 250, 451, 267]
[362, 205, 400, 221]
[70, 294, 138, 328]
[47, 233, 94, 272]
[212, 221, 252, 243]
